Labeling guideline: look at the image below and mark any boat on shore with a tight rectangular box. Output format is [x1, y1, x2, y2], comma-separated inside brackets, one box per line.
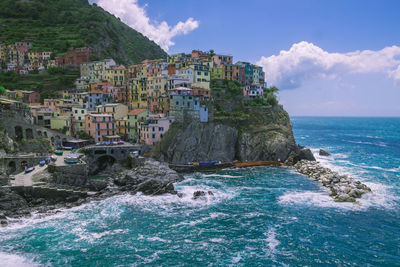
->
[24, 167, 35, 173]
[64, 153, 82, 164]
[54, 150, 63, 156]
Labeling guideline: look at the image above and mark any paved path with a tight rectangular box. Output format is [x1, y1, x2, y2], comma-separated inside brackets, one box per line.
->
[9, 154, 69, 186]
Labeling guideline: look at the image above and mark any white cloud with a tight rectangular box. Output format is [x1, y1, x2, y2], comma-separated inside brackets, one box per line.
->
[257, 41, 400, 89]
[96, 0, 199, 51]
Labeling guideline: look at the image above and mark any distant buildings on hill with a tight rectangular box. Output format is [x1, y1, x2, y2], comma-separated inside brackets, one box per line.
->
[1, 47, 269, 144]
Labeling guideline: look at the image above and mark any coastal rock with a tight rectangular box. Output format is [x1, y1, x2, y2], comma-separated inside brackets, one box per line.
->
[87, 180, 109, 192]
[164, 122, 239, 165]
[294, 160, 371, 202]
[154, 105, 315, 165]
[319, 149, 331, 156]
[0, 187, 29, 217]
[193, 191, 206, 199]
[117, 159, 184, 195]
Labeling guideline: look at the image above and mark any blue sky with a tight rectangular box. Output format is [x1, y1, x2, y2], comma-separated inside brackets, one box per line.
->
[92, 0, 400, 116]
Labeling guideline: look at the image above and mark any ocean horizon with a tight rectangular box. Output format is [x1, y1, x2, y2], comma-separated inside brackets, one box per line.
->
[1, 116, 399, 266]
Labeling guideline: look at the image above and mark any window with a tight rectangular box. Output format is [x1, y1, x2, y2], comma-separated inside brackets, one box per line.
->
[152, 134, 155, 139]
[159, 127, 163, 131]
[197, 72, 201, 75]
[75, 110, 78, 114]
[152, 127, 155, 132]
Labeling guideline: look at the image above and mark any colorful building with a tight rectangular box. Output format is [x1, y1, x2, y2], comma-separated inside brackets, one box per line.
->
[88, 91, 112, 111]
[95, 103, 128, 120]
[85, 113, 116, 142]
[127, 108, 149, 141]
[140, 115, 175, 145]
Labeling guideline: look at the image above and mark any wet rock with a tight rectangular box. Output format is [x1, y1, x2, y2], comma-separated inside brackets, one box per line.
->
[294, 160, 371, 203]
[207, 191, 214, 196]
[319, 149, 331, 156]
[117, 159, 184, 196]
[193, 191, 206, 200]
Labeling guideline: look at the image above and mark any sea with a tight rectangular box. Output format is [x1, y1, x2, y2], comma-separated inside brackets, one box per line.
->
[1, 117, 400, 266]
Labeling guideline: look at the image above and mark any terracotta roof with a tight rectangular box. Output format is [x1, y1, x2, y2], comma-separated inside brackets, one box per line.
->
[128, 108, 148, 115]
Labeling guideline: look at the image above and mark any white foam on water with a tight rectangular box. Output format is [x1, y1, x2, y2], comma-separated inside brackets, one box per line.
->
[146, 236, 170, 243]
[279, 191, 362, 210]
[209, 238, 225, 243]
[171, 212, 227, 228]
[263, 227, 280, 260]
[0, 252, 40, 267]
[202, 174, 244, 178]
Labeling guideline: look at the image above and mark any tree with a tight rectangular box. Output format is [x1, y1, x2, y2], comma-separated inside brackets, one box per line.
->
[209, 49, 216, 58]
[77, 130, 92, 140]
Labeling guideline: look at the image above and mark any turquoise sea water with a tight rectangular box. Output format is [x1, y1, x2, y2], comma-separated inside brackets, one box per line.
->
[1, 117, 400, 266]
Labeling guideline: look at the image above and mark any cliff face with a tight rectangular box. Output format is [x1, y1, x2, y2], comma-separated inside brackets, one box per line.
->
[153, 104, 314, 165]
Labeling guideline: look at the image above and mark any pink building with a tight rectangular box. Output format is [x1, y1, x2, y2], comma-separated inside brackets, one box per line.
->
[146, 63, 162, 77]
[243, 84, 264, 99]
[85, 113, 116, 142]
[140, 115, 175, 145]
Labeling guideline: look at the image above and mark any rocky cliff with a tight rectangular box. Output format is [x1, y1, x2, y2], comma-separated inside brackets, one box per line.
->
[152, 86, 314, 165]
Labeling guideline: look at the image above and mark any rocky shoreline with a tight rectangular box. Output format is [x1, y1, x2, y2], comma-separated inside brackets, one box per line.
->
[1, 156, 374, 226]
[294, 160, 372, 202]
[0, 159, 184, 226]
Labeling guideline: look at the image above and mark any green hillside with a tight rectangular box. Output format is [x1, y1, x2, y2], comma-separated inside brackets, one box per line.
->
[0, 0, 168, 64]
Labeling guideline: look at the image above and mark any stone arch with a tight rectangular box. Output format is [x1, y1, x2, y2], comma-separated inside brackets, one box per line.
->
[14, 126, 23, 141]
[37, 130, 42, 137]
[25, 128, 34, 139]
[43, 131, 48, 138]
[7, 161, 16, 174]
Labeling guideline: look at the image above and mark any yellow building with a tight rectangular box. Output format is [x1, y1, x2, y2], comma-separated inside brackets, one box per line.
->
[106, 66, 128, 87]
[211, 66, 223, 80]
[128, 78, 148, 109]
[191, 64, 211, 83]
[127, 108, 149, 141]
[50, 116, 70, 132]
[147, 75, 168, 97]
[116, 117, 128, 139]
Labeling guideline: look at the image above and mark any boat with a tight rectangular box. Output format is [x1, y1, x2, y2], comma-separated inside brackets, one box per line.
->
[234, 161, 284, 167]
[199, 161, 217, 166]
[45, 157, 51, 164]
[25, 167, 35, 173]
[64, 153, 81, 164]
[39, 160, 45, 166]
[54, 150, 63, 156]
[64, 158, 79, 164]
[50, 155, 57, 162]
[63, 146, 73, 150]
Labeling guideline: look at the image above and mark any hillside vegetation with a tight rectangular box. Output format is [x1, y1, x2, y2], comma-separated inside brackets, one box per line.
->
[0, 67, 80, 101]
[0, 0, 167, 64]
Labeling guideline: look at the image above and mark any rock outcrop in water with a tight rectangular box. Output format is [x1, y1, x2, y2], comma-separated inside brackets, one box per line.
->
[294, 160, 372, 202]
[115, 159, 184, 195]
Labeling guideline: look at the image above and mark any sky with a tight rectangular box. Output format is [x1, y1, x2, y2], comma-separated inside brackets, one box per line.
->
[90, 0, 400, 116]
